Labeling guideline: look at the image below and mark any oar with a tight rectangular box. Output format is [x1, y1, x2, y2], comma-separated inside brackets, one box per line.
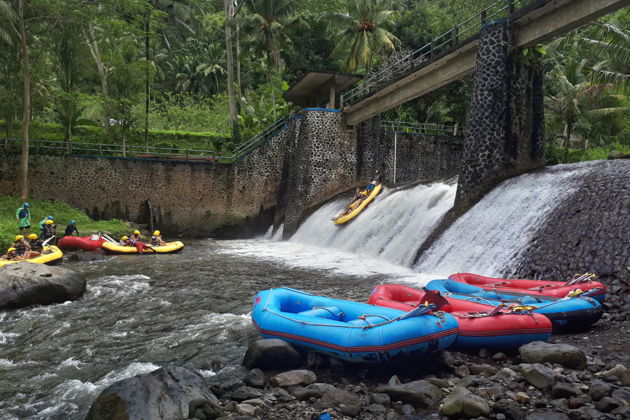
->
[42, 235, 56, 247]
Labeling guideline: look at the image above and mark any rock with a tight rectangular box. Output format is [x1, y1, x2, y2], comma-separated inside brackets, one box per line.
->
[493, 398, 526, 420]
[550, 398, 569, 410]
[387, 375, 402, 386]
[0, 262, 86, 309]
[514, 392, 530, 404]
[596, 396, 621, 412]
[270, 369, 316, 388]
[235, 403, 257, 416]
[470, 364, 498, 377]
[367, 403, 387, 413]
[291, 387, 322, 401]
[495, 367, 519, 382]
[339, 404, 361, 417]
[455, 364, 471, 377]
[525, 412, 569, 420]
[86, 366, 216, 420]
[189, 399, 223, 420]
[375, 380, 443, 407]
[229, 387, 266, 402]
[424, 377, 450, 389]
[306, 383, 336, 394]
[588, 380, 612, 401]
[611, 388, 630, 404]
[317, 388, 361, 409]
[240, 398, 265, 407]
[567, 395, 590, 409]
[552, 383, 580, 399]
[519, 342, 587, 370]
[608, 150, 630, 159]
[519, 363, 557, 389]
[242, 339, 301, 370]
[370, 393, 391, 406]
[401, 404, 415, 415]
[440, 387, 490, 418]
[492, 352, 508, 362]
[244, 368, 265, 388]
[595, 364, 627, 380]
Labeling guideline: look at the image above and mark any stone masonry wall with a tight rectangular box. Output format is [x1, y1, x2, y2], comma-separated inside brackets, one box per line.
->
[455, 21, 545, 212]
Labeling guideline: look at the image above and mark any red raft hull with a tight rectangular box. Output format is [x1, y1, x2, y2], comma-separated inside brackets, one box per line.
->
[449, 273, 606, 302]
[57, 235, 106, 252]
[369, 284, 552, 349]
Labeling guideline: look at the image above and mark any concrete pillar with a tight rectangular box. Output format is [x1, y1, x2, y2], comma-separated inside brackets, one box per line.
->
[454, 21, 544, 212]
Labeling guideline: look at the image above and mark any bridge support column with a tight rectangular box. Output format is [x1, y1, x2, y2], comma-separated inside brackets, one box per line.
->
[455, 21, 544, 212]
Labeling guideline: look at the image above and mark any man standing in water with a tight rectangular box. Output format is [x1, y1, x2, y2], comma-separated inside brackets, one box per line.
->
[15, 202, 31, 232]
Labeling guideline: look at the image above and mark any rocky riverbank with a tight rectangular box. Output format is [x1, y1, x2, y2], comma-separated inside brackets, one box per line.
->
[86, 319, 630, 420]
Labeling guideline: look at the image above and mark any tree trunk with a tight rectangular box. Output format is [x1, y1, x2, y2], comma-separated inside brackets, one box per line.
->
[85, 24, 110, 129]
[18, 0, 30, 200]
[65, 124, 72, 153]
[563, 120, 572, 163]
[268, 66, 276, 120]
[144, 9, 151, 152]
[224, 0, 240, 142]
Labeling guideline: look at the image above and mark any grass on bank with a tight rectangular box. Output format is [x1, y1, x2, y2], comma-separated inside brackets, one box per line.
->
[546, 143, 630, 165]
[0, 196, 130, 252]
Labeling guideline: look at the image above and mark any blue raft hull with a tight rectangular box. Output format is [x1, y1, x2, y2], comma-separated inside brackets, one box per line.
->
[252, 288, 459, 363]
[425, 279, 603, 331]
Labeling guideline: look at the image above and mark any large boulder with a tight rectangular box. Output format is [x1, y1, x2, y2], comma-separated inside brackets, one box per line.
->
[375, 380, 443, 407]
[519, 341, 587, 370]
[242, 339, 302, 370]
[270, 369, 317, 388]
[85, 366, 217, 420]
[0, 262, 85, 310]
[519, 363, 556, 389]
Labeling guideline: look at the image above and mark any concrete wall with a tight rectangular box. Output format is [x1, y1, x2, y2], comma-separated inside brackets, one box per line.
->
[0, 110, 464, 238]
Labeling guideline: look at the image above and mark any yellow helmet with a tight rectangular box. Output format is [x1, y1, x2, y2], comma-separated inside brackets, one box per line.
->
[153, 230, 160, 236]
[121, 236, 128, 241]
[7, 247, 16, 252]
[15, 235, 24, 241]
[45, 220, 54, 225]
[133, 230, 140, 235]
[28, 234, 37, 240]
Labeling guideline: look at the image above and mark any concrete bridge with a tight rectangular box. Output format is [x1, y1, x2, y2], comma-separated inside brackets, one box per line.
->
[342, 0, 630, 126]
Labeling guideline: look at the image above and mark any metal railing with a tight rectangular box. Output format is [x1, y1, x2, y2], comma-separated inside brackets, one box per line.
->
[381, 121, 463, 136]
[340, 0, 537, 107]
[0, 113, 299, 163]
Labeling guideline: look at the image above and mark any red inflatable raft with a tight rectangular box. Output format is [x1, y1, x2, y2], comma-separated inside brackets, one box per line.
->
[369, 284, 552, 348]
[57, 235, 106, 252]
[449, 273, 606, 302]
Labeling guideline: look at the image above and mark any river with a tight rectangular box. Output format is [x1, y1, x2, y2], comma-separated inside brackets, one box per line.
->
[0, 238, 423, 420]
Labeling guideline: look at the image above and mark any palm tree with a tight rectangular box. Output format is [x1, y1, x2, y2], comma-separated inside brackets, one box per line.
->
[239, 0, 294, 119]
[580, 19, 630, 91]
[328, 0, 399, 73]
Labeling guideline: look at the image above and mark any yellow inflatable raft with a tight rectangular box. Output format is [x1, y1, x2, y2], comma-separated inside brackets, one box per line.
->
[0, 245, 64, 267]
[333, 183, 383, 225]
[102, 241, 185, 254]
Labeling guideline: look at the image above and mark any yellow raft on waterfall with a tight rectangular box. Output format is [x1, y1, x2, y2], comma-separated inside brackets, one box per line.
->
[0, 245, 64, 267]
[102, 241, 185, 254]
[333, 183, 383, 225]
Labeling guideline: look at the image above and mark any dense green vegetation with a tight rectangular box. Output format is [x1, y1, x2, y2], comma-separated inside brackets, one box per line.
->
[0, 0, 628, 198]
[0, 196, 129, 251]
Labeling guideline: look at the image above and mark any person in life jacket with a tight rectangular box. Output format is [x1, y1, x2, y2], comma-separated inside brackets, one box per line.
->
[150, 230, 166, 246]
[1, 247, 22, 261]
[38, 215, 53, 231]
[121, 236, 132, 246]
[366, 170, 381, 193]
[40, 219, 56, 242]
[26, 233, 43, 258]
[64, 220, 80, 237]
[11, 235, 31, 257]
[15, 202, 31, 232]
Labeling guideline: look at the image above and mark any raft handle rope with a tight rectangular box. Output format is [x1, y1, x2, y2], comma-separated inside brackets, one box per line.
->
[312, 306, 345, 319]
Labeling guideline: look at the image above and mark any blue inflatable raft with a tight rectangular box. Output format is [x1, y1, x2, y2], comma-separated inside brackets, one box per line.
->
[425, 279, 603, 331]
[251, 287, 459, 363]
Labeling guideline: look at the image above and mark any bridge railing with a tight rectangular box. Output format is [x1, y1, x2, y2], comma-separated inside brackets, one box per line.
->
[340, 0, 534, 107]
[381, 121, 463, 136]
[0, 113, 299, 163]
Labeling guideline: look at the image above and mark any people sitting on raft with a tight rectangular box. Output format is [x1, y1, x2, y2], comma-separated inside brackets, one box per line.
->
[63, 220, 80, 237]
[26, 233, 43, 258]
[121, 234, 155, 253]
[150, 230, 166, 246]
[11, 235, 31, 259]
[1, 247, 22, 261]
[342, 188, 368, 215]
[366, 170, 381, 193]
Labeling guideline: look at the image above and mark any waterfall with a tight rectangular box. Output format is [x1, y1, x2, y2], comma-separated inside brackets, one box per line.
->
[413, 162, 596, 278]
[290, 180, 457, 267]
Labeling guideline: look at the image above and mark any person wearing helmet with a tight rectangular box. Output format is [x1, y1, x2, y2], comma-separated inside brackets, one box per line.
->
[150, 230, 166, 246]
[40, 219, 56, 242]
[38, 215, 54, 231]
[63, 220, 80, 237]
[366, 170, 381, 193]
[24, 233, 43, 258]
[130, 229, 143, 241]
[120, 236, 131, 246]
[15, 202, 31, 232]
[11, 234, 31, 257]
[1, 247, 22, 261]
